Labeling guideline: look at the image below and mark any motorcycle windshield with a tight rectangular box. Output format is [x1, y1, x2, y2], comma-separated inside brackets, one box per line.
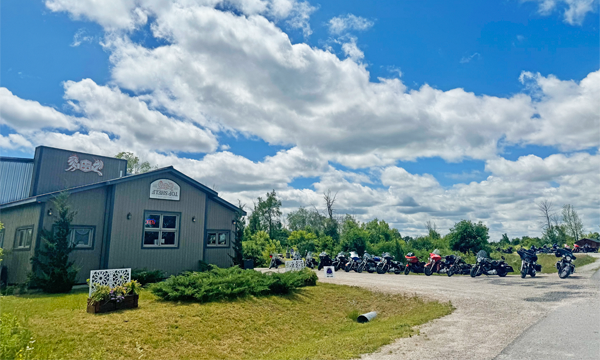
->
[476, 250, 488, 261]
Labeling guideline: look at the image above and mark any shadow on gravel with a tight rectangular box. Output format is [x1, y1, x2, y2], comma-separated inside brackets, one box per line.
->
[524, 291, 580, 302]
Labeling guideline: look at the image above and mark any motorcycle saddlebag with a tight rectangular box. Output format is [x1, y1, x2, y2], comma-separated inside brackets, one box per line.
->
[534, 264, 542, 272]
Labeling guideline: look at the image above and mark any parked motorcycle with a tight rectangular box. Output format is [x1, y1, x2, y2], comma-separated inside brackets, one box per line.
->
[304, 251, 318, 269]
[357, 252, 378, 273]
[318, 251, 333, 270]
[555, 248, 576, 279]
[496, 247, 513, 254]
[424, 249, 448, 276]
[376, 252, 403, 274]
[344, 251, 361, 272]
[517, 249, 541, 278]
[332, 252, 348, 271]
[447, 256, 472, 276]
[470, 250, 513, 277]
[269, 254, 284, 269]
[404, 252, 426, 275]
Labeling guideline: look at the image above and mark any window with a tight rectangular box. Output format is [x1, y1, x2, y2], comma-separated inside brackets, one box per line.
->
[70, 227, 94, 249]
[14, 227, 34, 250]
[207, 231, 229, 247]
[0, 229, 4, 248]
[143, 212, 179, 248]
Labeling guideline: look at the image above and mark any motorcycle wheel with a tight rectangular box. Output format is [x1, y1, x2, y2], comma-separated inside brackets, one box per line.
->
[530, 269, 536, 278]
[447, 268, 454, 277]
[357, 264, 364, 273]
[394, 268, 402, 275]
[367, 266, 375, 274]
[424, 265, 433, 276]
[498, 268, 508, 277]
[404, 266, 410, 275]
[521, 267, 527, 278]
[344, 264, 351, 272]
[376, 264, 386, 274]
[559, 267, 570, 279]
[318, 263, 323, 271]
[470, 266, 479, 278]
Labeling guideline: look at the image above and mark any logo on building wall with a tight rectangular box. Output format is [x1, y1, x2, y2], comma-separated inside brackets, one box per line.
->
[65, 154, 104, 176]
[150, 179, 180, 201]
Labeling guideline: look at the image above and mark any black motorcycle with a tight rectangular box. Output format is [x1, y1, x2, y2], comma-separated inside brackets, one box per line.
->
[357, 252, 378, 273]
[447, 255, 472, 276]
[304, 251, 318, 269]
[318, 251, 333, 271]
[376, 252, 403, 274]
[344, 251, 361, 272]
[268, 254, 284, 269]
[470, 250, 513, 277]
[332, 252, 348, 271]
[555, 248, 576, 279]
[496, 247, 513, 254]
[517, 249, 541, 278]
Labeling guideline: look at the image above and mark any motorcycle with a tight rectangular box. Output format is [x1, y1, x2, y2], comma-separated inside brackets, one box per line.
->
[332, 252, 348, 271]
[357, 252, 378, 273]
[447, 255, 472, 276]
[376, 252, 403, 274]
[555, 248, 576, 279]
[470, 250, 513, 277]
[404, 252, 426, 275]
[344, 251, 361, 272]
[424, 249, 452, 276]
[268, 253, 284, 269]
[304, 251, 318, 269]
[496, 247, 513, 254]
[318, 251, 333, 270]
[517, 249, 541, 278]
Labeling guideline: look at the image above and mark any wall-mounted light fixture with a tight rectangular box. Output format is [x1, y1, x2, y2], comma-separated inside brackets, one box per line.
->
[192, 216, 196, 223]
[127, 212, 132, 220]
[232, 219, 237, 226]
[47, 209, 53, 216]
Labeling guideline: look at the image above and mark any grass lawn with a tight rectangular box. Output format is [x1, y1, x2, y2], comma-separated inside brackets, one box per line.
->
[1, 284, 452, 360]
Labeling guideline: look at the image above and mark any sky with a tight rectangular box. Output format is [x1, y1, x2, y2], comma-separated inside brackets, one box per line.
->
[1, 0, 599, 240]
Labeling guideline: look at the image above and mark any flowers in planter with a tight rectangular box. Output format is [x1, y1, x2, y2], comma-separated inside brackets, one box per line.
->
[88, 280, 141, 305]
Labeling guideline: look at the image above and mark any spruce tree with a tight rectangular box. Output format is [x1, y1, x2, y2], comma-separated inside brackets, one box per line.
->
[30, 193, 78, 293]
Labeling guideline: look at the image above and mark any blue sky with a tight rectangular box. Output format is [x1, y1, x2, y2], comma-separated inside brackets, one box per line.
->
[1, 0, 599, 238]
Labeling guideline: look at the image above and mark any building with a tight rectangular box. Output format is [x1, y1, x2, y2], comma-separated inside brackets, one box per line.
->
[574, 238, 600, 251]
[0, 146, 245, 285]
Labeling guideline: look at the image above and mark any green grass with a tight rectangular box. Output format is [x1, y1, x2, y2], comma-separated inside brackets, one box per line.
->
[0, 284, 452, 360]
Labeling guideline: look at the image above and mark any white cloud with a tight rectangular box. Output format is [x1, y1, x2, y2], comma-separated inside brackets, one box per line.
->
[328, 14, 374, 34]
[340, 36, 364, 61]
[71, 28, 93, 47]
[460, 52, 481, 64]
[0, 134, 33, 150]
[524, 0, 598, 25]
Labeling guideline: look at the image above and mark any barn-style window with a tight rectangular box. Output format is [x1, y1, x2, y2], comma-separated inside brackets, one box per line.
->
[143, 211, 180, 248]
[14, 226, 34, 250]
[207, 231, 229, 247]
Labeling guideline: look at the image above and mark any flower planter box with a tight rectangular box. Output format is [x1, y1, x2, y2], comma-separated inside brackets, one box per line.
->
[87, 294, 139, 314]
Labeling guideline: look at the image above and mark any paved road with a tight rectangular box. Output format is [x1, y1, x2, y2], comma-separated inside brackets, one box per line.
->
[495, 266, 600, 360]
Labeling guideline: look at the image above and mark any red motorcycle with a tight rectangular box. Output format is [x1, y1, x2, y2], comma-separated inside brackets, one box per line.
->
[404, 253, 426, 275]
[424, 250, 445, 276]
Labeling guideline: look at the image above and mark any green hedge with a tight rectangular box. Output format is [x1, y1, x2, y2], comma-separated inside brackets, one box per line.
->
[150, 267, 317, 303]
[131, 268, 166, 285]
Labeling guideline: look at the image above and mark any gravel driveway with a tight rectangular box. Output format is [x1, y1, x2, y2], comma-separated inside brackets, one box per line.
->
[309, 254, 600, 360]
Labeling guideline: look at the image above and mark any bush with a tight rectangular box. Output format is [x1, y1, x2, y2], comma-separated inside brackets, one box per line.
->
[150, 267, 317, 303]
[131, 268, 165, 285]
[0, 313, 34, 360]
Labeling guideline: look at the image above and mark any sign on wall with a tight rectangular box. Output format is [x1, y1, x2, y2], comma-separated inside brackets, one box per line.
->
[65, 154, 104, 176]
[150, 179, 180, 201]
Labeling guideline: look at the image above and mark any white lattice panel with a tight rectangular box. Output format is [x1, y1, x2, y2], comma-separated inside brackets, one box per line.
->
[89, 268, 131, 297]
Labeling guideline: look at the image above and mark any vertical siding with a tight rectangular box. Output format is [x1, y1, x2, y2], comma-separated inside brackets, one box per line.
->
[42, 187, 107, 283]
[108, 174, 207, 276]
[204, 199, 237, 268]
[0, 160, 34, 204]
[0, 203, 41, 284]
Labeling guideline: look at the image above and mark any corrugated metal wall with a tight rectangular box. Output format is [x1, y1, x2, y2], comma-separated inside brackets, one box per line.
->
[0, 203, 42, 284]
[108, 173, 208, 276]
[204, 199, 237, 268]
[0, 160, 34, 204]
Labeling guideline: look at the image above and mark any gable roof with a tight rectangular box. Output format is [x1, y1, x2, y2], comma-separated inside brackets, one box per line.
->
[0, 166, 246, 215]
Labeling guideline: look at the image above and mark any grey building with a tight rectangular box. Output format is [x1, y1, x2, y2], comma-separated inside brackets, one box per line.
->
[0, 146, 245, 284]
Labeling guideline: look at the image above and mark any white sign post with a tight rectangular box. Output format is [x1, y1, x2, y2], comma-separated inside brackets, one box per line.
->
[324, 266, 335, 278]
[150, 179, 180, 201]
[285, 260, 305, 272]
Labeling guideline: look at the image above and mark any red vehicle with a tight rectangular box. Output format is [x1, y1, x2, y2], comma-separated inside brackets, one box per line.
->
[573, 244, 582, 253]
[404, 253, 426, 275]
[424, 250, 444, 276]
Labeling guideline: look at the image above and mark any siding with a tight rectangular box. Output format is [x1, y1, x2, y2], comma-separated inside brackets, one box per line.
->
[0, 203, 42, 284]
[41, 187, 107, 283]
[204, 199, 237, 268]
[0, 159, 34, 204]
[107, 173, 208, 275]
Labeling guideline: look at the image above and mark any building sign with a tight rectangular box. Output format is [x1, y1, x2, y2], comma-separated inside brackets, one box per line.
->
[285, 260, 305, 272]
[150, 179, 180, 201]
[65, 154, 104, 176]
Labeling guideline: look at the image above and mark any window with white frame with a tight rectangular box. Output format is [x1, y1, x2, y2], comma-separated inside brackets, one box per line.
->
[70, 227, 94, 249]
[14, 227, 34, 250]
[143, 212, 179, 248]
[207, 231, 229, 247]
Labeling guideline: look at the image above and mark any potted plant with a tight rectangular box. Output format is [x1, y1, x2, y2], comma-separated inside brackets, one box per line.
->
[87, 280, 141, 314]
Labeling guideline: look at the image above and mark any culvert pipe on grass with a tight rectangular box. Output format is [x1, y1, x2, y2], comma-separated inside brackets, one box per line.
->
[357, 311, 377, 323]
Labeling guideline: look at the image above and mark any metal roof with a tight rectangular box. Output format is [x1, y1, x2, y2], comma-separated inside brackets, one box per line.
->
[0, 158, 34, 204]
